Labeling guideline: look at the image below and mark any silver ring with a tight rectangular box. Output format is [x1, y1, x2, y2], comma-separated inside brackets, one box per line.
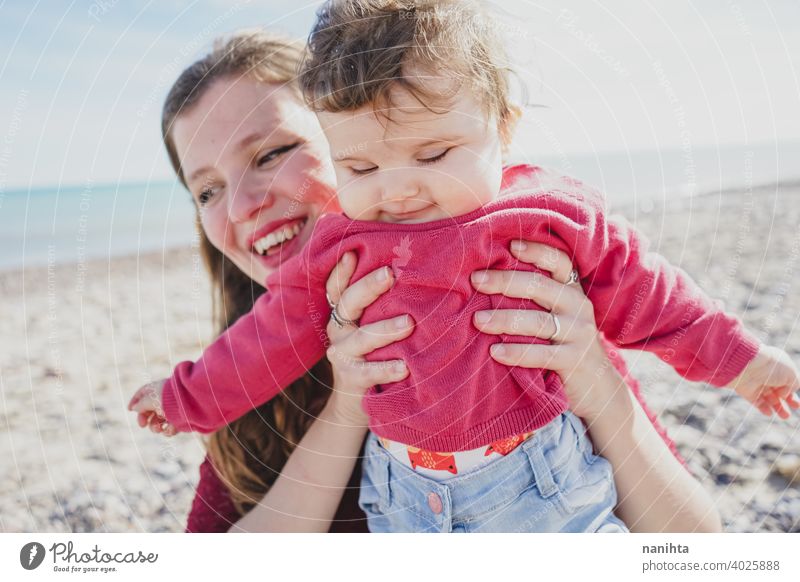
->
[330, 304, 358, 328]
[566, 269, 579, 286]
[548, 312, 561, 342]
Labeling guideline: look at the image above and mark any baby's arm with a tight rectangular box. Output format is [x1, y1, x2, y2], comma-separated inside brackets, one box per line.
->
[539, 185, 799, 417]
[146, 249, 330, 434]
[586, 214, 760, 385]
[528, 184, 759, 387]
[589, 216, 799, 416]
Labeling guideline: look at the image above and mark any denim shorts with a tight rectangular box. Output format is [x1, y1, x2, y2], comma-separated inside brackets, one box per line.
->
[358, 411, 628, 533]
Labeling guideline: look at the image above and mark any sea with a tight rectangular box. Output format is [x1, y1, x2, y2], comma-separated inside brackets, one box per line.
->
[2, 141, 799, 271]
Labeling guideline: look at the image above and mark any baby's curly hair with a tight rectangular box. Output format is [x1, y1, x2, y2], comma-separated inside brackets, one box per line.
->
[299, 0, 519, 142]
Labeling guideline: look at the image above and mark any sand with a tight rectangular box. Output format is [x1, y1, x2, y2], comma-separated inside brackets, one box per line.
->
[1, 247, 210, 532]
[1, 183, 799, 532]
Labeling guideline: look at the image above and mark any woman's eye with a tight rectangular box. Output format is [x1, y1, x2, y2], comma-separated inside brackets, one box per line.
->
[197, 187, 217, 206]
[350, 165, 378, 175]
[257, 142, 300, 167]
[418, 147, 452, 165]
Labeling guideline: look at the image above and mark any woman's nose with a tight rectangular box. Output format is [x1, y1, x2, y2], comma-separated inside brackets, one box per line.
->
[227, 179, 274, 223]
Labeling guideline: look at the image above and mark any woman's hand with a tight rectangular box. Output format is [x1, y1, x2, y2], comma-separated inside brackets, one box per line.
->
[470, 240, 620, 421]
[322, 252, 414, 426]
[471, 240, 723, 532]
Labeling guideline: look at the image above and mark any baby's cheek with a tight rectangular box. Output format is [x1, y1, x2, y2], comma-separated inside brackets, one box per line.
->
[335, 187, 367, 220]
[436, 183, 492, 217]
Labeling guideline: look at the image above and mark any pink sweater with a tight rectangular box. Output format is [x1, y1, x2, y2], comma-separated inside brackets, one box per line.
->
[162, 165, 759, 450]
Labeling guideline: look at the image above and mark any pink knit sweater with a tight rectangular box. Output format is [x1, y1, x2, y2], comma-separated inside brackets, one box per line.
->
[162, 165, 759, 450]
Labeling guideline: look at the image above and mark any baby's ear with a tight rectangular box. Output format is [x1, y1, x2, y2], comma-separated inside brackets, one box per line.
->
[499, 105, 522, 152]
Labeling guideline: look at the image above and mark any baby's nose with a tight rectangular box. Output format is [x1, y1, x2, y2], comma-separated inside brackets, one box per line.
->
[382, 182, 419, 202]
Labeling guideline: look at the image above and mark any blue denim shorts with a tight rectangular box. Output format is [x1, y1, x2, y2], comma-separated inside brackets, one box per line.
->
[358, 411, 628, 533]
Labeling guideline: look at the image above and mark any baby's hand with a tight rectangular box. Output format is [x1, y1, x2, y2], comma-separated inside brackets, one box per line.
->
[727, 345, 800, 419]
[128, 379, 178, 436]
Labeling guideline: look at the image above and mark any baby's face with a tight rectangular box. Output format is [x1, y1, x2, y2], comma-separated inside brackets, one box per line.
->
[317, 82, 504, 223]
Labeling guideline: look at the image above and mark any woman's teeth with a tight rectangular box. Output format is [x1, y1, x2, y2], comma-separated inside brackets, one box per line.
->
[253, 220, 304, 256]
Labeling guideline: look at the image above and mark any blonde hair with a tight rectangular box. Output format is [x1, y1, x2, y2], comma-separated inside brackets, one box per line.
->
[161, 29, 333, 515]
[299, 0, 519, 143]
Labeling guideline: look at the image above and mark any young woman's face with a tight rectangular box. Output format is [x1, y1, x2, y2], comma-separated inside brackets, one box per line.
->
[172, 76, 339, 283]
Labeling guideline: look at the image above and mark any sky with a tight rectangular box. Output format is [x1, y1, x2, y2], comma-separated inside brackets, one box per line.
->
[0, 0, 798, 189]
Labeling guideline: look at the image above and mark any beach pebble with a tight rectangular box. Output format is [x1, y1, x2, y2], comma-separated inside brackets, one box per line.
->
[772, 455, 800, 485]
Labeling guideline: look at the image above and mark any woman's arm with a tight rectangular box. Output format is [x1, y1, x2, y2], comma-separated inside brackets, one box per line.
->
[229, 398, 368, 533]
[471, 240, 722, 533]
[580, 375, 722, 532]
[231, 252, 412, 532]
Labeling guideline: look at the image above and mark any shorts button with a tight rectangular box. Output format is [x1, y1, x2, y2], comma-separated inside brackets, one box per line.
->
[427, 492, 443, 514]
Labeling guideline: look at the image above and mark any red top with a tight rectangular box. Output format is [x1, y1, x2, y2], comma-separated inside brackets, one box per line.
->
[184, 336, 683, 532]
[185, 451, 368, 533]
[163, 165, 759, 451]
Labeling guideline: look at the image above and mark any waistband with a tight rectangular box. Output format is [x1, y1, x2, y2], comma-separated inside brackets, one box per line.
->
[377, 431, 536, 482]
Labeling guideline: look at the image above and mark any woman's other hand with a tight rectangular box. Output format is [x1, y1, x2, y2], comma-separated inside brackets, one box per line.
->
[323, 252, 414, 426]
[472, 241, 724, 532]
[470, 240, 616, 421]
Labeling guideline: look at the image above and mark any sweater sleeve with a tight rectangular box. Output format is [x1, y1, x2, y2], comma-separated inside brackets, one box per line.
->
[161, 246, 330, 433]
[525, 185, 760, 387]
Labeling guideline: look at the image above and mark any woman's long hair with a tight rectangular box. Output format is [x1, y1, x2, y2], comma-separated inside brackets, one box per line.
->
[161, 30, 333, 515]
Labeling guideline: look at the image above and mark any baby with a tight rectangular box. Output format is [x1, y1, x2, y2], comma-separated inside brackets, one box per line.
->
[132, 0, 799, 532]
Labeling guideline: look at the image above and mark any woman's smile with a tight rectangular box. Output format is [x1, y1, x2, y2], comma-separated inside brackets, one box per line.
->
[248, 216, 309, 269]
[249, 217, 308, 256]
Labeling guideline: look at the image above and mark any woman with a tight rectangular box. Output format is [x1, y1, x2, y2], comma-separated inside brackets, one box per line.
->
[157, 30, 721, 533]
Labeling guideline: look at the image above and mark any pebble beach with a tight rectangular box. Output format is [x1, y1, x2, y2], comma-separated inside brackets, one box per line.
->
[1, 182, 799, 532]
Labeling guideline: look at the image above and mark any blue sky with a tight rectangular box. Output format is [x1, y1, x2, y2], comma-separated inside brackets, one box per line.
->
[0, 0, 798, 189]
